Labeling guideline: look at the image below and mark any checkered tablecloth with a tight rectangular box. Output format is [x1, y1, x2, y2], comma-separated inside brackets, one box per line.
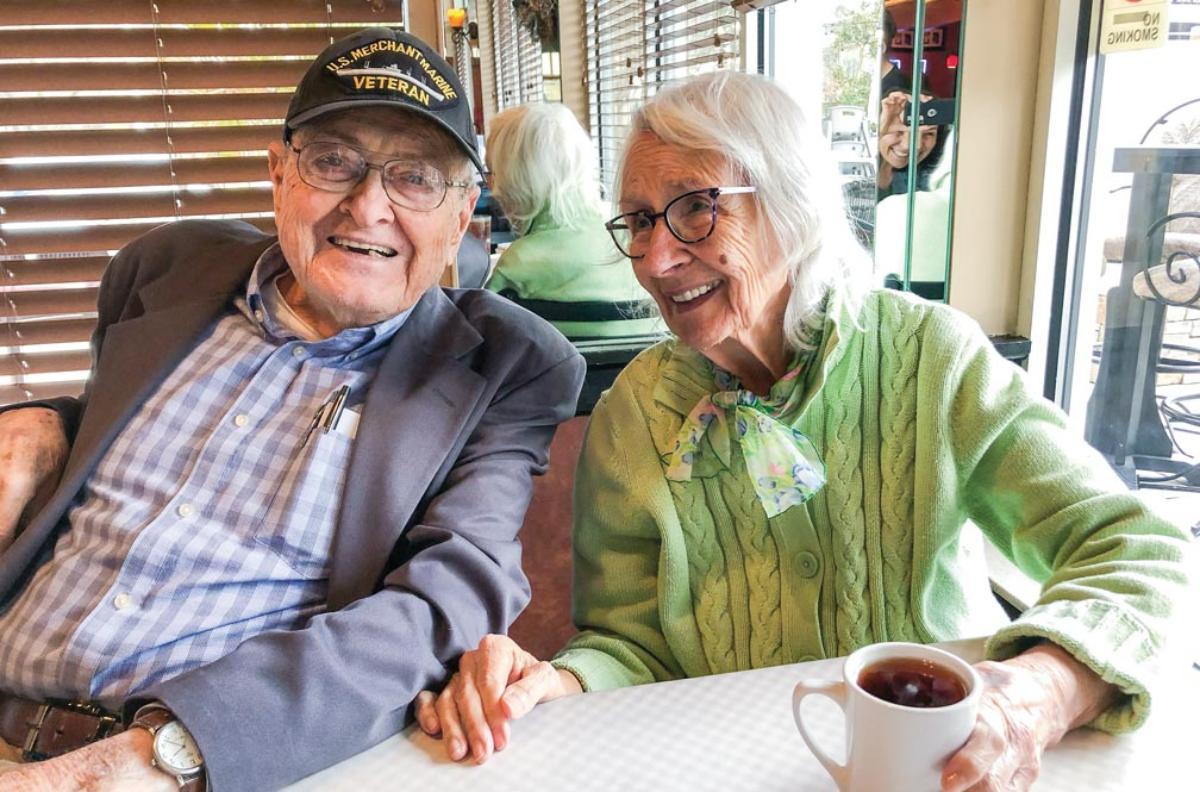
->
[287, 638, 1197, 791]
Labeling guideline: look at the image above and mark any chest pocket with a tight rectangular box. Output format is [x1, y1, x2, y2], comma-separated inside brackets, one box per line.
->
[255, 426, 353, 579]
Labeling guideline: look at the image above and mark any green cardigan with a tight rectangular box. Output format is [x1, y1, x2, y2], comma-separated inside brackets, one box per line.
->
[553, 288, 1192, 734]
[485, 209, 663, 339]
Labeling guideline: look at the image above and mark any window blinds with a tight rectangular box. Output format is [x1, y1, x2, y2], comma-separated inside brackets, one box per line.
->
[583, 0, 740, 194]
[489, 0, 544, 111]
[0, 0, 408, 405]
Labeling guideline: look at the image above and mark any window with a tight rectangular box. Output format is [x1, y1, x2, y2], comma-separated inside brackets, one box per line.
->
[0, 0, 409, 406]
[1048, 1, 1200, 533]
[583, 0, 741, 193]
[489, 0, 545, 110]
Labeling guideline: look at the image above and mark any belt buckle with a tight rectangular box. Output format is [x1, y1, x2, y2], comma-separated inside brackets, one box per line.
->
[65, 700, 120, 742]
[21, 703, 51, 762]
[20, 700, 120, 762]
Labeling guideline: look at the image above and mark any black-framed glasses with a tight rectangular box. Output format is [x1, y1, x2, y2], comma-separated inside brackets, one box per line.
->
[605, 186, 757, 259]
[288, 140, 472, 212]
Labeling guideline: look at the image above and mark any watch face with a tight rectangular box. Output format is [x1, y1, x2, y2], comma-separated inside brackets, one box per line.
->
[154, 720, 204, 774]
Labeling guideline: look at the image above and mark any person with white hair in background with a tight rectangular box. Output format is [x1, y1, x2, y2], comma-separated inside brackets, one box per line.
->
[417, 71, 1191, 791]
[484, 102, 660, 339]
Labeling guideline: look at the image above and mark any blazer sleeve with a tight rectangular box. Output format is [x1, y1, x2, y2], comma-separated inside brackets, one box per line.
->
[940, 309, 1193, 734]
[145, 347, 585, 792]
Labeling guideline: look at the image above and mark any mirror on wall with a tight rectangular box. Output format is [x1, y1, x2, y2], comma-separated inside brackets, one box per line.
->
[873, 0, 964, 301]
[746, 0, 964, 302]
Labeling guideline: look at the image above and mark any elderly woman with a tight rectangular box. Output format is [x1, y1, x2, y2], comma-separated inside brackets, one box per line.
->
[484, 102, 659, 338]
[416, 72, 1191, 790]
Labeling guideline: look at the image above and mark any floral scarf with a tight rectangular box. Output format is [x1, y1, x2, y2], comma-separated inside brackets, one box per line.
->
[664, 353, 825, 518]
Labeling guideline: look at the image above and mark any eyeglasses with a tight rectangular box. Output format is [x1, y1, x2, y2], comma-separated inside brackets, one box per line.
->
[605, 186, 757, 259]
[288, 140, 472, 212]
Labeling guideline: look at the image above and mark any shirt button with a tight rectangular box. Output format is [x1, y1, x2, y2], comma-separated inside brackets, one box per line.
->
[292, 346, 305, 358]
[795, 551, 820, 578]
[253, 309, 264, 322]
[113, 592, 134, 611]
[233, 414, 249, 428]
[176, 503, 194, 518]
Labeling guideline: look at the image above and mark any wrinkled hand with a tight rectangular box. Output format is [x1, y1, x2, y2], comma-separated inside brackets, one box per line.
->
[0, 730, 173, 792]
[942, 644, 1120, 791]
[414, 634, 582, 764]
[0, 407, 70, 553]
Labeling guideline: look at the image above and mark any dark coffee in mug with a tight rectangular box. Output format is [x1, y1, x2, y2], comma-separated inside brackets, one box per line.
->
[857, 657, 968, 708]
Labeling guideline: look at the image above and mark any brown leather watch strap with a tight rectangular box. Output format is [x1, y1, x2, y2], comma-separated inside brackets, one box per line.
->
[131, 706, 205, 792]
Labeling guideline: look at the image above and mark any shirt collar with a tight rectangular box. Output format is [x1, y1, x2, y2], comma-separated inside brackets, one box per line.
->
[239, 243, 413, 358]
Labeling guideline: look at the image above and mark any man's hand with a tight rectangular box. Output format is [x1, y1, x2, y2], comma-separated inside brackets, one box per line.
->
[0, 730, 173, 792]
[414, 634, 582, 764]
[0, 407, 70, 552]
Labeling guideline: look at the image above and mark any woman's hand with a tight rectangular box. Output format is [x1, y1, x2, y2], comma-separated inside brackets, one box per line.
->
[414, 634, 582, 764]
[942, 643, 1120, 791]
[879, 91, 909, 132]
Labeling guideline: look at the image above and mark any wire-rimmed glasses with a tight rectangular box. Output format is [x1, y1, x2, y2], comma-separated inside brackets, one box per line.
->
[288, 140, 472, 212]
[604, 186, 757, 259]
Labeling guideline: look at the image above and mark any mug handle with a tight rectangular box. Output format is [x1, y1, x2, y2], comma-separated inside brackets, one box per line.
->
[792, 679, 850, 791]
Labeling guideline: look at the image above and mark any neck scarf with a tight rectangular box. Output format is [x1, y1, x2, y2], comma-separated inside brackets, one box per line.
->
[665, 354, 826, 518]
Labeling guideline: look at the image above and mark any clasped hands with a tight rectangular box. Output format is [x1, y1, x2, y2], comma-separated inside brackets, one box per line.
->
[416, 636, 1116, 792]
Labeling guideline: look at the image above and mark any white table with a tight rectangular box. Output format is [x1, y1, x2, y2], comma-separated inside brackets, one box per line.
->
[288, 638, 1198, 791]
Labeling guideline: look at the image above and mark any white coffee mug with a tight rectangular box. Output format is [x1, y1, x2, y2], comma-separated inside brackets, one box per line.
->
[792, 642, 981, 792]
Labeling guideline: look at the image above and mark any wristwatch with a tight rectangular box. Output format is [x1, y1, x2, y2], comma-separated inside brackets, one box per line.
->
[131, 706, 206, 791]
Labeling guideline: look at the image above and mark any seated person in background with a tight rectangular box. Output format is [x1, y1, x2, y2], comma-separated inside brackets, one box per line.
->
[417, 72, 1192, 791]
[877, 89, 948, 199]
[0, 27, 583, 791]
[483, 102, 662, 339]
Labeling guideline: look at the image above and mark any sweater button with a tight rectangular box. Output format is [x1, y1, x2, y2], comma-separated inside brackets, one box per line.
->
[798, 654, 818, 663]
[795, 551, 820, 578]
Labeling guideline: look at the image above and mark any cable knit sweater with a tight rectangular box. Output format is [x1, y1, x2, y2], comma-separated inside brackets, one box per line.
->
[553, 288, 1192, 734]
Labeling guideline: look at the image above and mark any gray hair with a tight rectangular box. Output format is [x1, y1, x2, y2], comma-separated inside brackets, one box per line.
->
[616, 71, 868, 351]
[486, 103, 606, 235]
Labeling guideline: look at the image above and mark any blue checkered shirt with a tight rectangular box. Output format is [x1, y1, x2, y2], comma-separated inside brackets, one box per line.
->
[0, 245, 411, 707]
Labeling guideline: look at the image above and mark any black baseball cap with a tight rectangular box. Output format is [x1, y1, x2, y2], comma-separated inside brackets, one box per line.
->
[285, 27, 483, 174]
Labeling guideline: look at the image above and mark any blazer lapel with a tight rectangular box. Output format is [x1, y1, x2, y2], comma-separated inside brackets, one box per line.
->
[327, 288, 486, 609]
[61, 240, 271, 488]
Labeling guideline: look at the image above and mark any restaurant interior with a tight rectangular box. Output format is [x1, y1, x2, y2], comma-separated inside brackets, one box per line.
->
[0, 0, 1197, 788]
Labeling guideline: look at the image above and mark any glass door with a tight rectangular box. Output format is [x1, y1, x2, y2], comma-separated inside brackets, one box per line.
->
[1053, 0, 1200, 532]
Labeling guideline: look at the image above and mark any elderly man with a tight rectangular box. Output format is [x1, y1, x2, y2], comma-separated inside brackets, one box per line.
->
[0, 27, 583, 791]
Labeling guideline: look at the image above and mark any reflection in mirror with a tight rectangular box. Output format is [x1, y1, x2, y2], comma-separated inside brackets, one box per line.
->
[753, 0, 963, 303]
[873, 0, 965, 302]
[748, 0, 884, 256]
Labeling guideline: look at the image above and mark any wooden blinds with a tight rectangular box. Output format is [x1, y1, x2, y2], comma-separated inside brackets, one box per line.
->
[0, 0, 407, 405]
[584, 0, 740, 194]
[488, 0, 544, 110]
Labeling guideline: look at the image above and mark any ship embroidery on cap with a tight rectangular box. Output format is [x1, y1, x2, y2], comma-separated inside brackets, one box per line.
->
[324, 38, 458, 108]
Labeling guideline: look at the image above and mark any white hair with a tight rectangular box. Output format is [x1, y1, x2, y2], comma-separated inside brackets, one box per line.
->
[486, 103, 606, 235]
[616, 71, 869, 351]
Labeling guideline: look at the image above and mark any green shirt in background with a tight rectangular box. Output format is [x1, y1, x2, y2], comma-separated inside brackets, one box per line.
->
[553, 287, 1193, 735]
[485, 209, 664, 339]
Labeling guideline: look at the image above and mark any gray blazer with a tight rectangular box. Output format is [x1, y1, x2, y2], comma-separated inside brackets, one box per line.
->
[0, 220, 585, 791]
